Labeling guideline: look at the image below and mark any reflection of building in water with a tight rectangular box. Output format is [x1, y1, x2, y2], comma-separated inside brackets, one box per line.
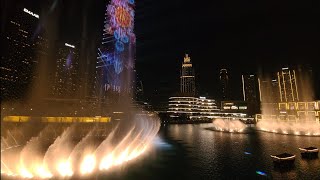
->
[167, 96, 252, 121]
[257, 101, 320, 123]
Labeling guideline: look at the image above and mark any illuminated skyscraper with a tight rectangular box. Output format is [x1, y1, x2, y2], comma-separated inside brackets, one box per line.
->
[258, 78, 280, 103]
[277, 67, 299, 102]
[180, 54, 195, 96]
[51, 42, 80, 98]
[95, 0, 135, 105]
[219, 69, 229, 100]
[242, 74, 259, 103]
[1, 7, 48, 100]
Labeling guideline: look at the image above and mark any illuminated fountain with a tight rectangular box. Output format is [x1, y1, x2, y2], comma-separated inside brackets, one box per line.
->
[1, 114, 160, 178]
[256, 67, 320, 136]
[256, 119, 320, 136]
[210, 119, 247, 133]
[1, 0, 162, 178]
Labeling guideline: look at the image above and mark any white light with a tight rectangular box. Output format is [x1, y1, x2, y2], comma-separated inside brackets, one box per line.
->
[23, 8, 39, 19]
[65, 43, 75, 48]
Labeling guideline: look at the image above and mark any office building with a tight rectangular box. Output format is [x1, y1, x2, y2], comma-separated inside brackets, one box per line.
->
[242, 74, 259, 102]
[219, 69, 229, 100]
[277, 67, 299, 102]
[51, 42, 80, 98]
[180, 54, 195, 96]
[1, 7, 48, 100]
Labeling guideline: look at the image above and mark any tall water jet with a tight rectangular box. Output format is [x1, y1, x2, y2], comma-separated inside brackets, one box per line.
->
[211, 119, 247, 133]
[256, 66, 320, 136]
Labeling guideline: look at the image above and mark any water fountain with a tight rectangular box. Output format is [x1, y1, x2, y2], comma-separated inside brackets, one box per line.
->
[209, 119, 248, 133]
[1, 0, 161, 178]
[1, 115, 160, 178]
[256, 68, 320, 136]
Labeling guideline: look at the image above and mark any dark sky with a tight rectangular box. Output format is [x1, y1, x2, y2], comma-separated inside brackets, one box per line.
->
[134, 0, 320, 101]
[4, 0, 319, 102]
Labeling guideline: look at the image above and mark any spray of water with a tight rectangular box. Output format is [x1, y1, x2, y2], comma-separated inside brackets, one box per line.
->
[1, 114, 160, 178]
[211, 119, 247, 133]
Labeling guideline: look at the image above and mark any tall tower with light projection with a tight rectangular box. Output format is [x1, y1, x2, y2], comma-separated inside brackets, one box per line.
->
[96, 0, 135, 107]
[180, 54, 195, 96]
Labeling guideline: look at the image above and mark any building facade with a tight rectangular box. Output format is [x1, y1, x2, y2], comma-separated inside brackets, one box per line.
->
[168, 97, 251, 121]
[1, 7, 48, 101]
[94, 0, 136, 108]
[277, 67, 299, 102]
[180, 54, 195, 96]
[51, 42, 80, 98]
[219, 69, 229, 100]
[257, 101, 320, 123]
[242, 75, 259, 102]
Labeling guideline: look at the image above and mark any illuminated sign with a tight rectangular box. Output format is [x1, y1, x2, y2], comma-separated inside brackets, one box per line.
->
[23, 8, 39, 19]
[224, 103, 234, 105]
[282, 67, 289, 70]
[65, 43, 75, 48]
[231, 106, 238, 110]
[239, 106, 247, 110]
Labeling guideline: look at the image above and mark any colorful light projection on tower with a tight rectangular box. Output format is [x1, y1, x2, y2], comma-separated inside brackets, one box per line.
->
[107, 0, 135, 52]
[96, 0, 135, 93]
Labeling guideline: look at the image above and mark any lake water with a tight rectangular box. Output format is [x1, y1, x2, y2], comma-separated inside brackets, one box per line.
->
[96, 124, 320, 180]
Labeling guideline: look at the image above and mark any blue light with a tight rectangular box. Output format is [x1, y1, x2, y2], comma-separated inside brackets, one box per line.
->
[244, 152, 251, 155]
[114, 59, 123, 74]
[115, 41, 124, 52]
[128, 0, 134, 5]
[121, 35, 129, 43]
[256, 171, 267, 176]
[114, 30, 120, 40]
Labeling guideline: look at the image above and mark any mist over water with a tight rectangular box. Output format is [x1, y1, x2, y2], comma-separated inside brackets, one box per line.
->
[257, 68, 320, 136]
[1, 115, 160, 178]
[211, 119, 247, 133]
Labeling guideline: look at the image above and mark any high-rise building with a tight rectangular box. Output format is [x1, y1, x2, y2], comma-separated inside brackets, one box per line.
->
[95, 0, 135, 107]
[242, 74, 259, 103]
[219, 69, 229, 100]
[180, 54, 195, 96]
[242, 74, 260, 115]
[51, 42, 80, 98]
[277, 67, 299, 102]
[1, 7, 48, 101]
[258, 78, 280, 103]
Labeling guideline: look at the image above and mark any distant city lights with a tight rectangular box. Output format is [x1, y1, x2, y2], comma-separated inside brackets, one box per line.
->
[23, 8, 39, 19]
[65, 43, 75, 48]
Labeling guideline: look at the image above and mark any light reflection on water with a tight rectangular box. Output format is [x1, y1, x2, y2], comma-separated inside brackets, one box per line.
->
[162, 124, 320, 179]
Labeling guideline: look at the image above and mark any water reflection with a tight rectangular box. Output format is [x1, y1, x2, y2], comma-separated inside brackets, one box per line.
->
[162, 124, 320, 179]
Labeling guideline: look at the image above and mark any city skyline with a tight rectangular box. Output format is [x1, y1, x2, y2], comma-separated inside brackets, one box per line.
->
[1, 1, 320, 179]
[1, 0, 319, 103]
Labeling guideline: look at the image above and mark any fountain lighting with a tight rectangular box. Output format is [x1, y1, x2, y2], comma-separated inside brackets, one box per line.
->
[80, 154, 96, 175]
[211, 119, 247, 133]
[1, 114, 160, 178]
[256, 120, 320, 136]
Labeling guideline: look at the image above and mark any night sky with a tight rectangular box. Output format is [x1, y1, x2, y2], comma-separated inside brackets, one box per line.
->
[135, 0, 320, 102]
[3, 0, 320, 103]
